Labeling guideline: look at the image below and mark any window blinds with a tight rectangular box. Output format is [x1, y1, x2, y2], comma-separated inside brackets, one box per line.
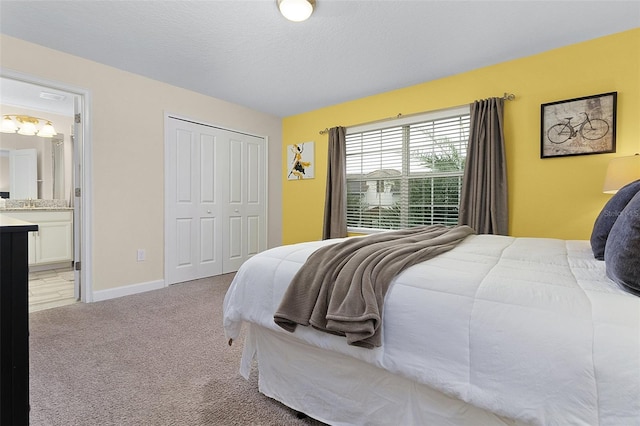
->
[345, 108, 470, 232]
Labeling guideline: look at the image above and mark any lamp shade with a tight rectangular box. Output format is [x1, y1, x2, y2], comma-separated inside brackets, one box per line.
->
[37, 121, 57, 138]
[278, 0, 315, 22]
[17, 120, 37, 136]
[603, 154, 640, 194]
[1, 116, 18, 133]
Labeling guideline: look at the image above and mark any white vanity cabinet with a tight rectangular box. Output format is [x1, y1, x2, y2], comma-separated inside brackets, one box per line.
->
[0, 210, 73, 266]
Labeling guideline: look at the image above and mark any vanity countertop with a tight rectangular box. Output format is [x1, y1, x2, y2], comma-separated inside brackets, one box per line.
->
[1, 207, 74, 212]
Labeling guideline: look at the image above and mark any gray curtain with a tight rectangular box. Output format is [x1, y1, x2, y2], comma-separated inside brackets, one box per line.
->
[323, 126, 348, 239]
[458, 98, 508, 235]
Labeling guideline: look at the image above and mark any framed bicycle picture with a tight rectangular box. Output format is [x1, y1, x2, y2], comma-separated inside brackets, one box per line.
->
[541, 92, 617, 158]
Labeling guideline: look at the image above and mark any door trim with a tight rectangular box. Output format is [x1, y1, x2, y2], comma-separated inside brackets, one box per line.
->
[163, 112, 269, 284]
[1, 68, 93, 302]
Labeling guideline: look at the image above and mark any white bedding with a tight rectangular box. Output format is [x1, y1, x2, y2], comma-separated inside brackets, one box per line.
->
[223, 234, 640, 425]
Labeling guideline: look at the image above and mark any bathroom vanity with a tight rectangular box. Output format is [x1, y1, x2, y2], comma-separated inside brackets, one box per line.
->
[0, 208, 73, 267]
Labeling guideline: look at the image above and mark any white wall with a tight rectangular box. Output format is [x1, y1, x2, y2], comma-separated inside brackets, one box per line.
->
[0, 34, 283, 294]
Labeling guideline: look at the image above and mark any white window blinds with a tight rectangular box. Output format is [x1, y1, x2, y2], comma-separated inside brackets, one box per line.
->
[345, 106, 470, 232]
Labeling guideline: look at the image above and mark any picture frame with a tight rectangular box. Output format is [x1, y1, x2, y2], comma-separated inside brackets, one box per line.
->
[286, 141, 314, 180]
[541, 92, 616, 158]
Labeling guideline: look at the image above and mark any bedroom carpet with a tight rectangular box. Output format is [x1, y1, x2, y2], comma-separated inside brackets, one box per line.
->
[28, 274, 326, 426]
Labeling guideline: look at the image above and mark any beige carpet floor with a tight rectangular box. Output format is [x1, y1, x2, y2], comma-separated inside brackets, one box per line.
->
[28, 274, 326, 426]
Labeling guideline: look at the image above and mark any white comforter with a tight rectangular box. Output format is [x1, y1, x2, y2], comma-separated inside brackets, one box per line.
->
[223, 234, 640, 426]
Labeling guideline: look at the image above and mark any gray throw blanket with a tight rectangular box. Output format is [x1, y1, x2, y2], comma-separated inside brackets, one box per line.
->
[274, 224, 475, 348]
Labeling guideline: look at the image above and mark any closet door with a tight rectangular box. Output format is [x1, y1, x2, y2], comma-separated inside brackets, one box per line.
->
[165, 117, 266, 285]
[223, 131, 266, 273]
[166, 118, 223, 284]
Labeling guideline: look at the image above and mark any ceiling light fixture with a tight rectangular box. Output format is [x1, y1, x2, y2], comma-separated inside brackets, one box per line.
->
[277, 0, 315, 22]
[1, 115, 58, 138]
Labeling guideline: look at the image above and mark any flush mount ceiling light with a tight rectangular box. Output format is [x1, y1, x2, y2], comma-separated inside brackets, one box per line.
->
[277, 0, 315, 22]
[1, 115, 58, 138]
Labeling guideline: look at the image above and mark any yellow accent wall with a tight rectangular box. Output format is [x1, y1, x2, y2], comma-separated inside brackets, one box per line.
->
[282, 28, 640, 245]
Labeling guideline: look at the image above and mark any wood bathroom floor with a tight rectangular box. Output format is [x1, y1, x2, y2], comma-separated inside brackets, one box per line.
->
[29, 268, 77, 313]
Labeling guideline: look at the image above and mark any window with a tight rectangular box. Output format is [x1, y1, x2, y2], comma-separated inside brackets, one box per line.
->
[346, 106, 470, 232]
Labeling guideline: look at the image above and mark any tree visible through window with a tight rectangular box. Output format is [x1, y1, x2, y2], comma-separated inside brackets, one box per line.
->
[346, 108, 470, 232]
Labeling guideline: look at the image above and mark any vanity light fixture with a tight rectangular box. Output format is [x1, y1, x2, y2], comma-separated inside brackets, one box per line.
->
[1, 115, 57, 138]
[277, 0, 315, 22]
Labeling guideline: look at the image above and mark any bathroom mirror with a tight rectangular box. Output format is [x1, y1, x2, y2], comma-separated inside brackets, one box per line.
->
[0, 132, 67, 200]
[0, 77, 75, 201]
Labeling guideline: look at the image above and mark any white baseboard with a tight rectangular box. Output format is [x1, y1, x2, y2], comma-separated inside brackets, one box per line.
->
[29, 261, 74, 273]
[92, 279, 165, 302]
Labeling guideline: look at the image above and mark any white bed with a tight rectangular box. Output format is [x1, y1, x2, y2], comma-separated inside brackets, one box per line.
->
[223, 234, 640, 426]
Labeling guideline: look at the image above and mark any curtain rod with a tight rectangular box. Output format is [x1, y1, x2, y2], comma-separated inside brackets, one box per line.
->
[318, 92, 515, 135]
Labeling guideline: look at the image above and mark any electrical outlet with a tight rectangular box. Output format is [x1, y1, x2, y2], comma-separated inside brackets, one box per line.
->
[137, 249, 146, 262]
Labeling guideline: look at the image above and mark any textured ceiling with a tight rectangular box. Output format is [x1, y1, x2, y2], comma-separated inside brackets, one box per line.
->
[1, 1, 639, 117]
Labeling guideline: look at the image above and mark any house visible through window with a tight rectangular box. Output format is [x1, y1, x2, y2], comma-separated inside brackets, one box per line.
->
[346, 106, 470, 232]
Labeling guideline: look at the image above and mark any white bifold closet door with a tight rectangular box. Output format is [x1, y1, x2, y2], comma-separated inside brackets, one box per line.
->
[165, 116, 266, 285]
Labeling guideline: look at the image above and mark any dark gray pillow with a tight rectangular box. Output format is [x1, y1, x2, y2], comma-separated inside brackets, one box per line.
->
[605, 191, 640, 295]
[590, 179, 640, 260]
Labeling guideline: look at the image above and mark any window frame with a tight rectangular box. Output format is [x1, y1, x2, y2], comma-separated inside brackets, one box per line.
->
[346, 105, 470, 234]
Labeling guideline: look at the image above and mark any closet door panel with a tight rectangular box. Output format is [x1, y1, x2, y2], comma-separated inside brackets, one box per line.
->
[166, 118, 223, 284]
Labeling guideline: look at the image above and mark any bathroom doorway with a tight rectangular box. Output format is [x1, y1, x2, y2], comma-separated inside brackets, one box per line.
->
[0, 72, 92, 308]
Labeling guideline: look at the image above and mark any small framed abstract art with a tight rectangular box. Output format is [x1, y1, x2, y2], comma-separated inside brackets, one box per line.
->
[287, 142, 314, 180]
[541, 92, 616, 158]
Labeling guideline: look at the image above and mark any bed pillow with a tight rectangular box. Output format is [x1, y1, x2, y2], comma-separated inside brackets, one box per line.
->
[590, 179, 640, 260]
[604, 191, 640, 295]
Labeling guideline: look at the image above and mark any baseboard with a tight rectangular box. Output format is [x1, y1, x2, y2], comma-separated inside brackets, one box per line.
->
[92, 279, 165, 302]
[29, 261, 74, 273]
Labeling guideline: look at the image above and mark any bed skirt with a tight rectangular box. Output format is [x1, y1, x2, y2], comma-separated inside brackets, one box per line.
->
[240, 324, 529, 426]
